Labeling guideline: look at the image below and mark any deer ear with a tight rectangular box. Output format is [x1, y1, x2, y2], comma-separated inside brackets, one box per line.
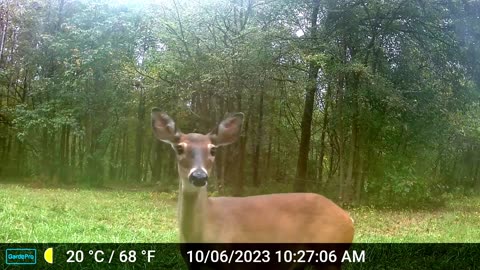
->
[209, 113, 244, 146]
[151, 108, 181, 144]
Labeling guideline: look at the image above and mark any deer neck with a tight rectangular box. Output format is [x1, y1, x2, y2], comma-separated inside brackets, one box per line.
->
[178, 180, 208, 242]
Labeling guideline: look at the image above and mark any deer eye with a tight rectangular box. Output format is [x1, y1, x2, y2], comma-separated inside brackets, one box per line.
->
[210, 146, 217, 157]
[175, 144, 185, 155]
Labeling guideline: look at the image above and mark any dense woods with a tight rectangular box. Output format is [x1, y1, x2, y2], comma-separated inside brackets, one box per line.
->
[0, 0, 479, 205]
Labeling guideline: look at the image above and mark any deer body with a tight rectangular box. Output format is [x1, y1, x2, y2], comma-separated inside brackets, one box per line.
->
[151, 109, 354, 245]
[184, 193, 353, 243]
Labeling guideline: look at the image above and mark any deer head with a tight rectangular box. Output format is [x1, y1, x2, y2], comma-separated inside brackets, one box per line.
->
[151, 108, 243, 192]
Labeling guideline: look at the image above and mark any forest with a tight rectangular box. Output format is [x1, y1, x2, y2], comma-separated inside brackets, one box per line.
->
[0, 0, 479, 206]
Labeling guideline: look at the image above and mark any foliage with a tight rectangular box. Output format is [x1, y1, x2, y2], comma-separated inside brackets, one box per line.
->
[0, 0, 479, 206]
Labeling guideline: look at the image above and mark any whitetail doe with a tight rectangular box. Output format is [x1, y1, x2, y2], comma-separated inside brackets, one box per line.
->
[151, 108, 354, 243]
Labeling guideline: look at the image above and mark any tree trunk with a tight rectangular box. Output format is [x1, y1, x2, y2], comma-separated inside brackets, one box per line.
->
[345, 73, 360, 203]
[121, 131, 128, 181]
[215, 99, 226, 194]
[134, 85, 146, 182]
[0, 5, 9, 65]
[215, 147, 226, 194]
[266, 132, 272, 183]
[474, 158, 480, 191]
[63, 125, 71, 183]
[59, 124, 66, 183]
[354, 148, 365, 203]
[337, 40, 347, 201]
[294, 0, 320, 192]
[15, 137, 24, 177]
[150, 139, 163, 183]
[318, 84, 332, 188]
[233, 93, 250, 196]
[109, 137, 116, 181]
[41, 127, 50, 179]
[252, 88, 264, 187]
[78, 134, 85, 179]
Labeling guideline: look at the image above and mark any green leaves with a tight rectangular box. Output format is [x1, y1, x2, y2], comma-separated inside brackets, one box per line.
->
[0, 0, 478, 198]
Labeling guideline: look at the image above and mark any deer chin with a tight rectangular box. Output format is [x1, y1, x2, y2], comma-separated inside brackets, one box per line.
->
[190, 178, 207, 187]
[181, 178, 207, 193]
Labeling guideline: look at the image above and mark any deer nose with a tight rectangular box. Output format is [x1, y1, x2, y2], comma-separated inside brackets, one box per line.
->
[189, 169, 208, 187]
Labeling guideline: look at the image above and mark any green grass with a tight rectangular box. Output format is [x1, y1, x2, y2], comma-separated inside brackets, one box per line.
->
[0, 184, 178, 242]
[350, 196, 480, 242]
[0, 183, 479, 243]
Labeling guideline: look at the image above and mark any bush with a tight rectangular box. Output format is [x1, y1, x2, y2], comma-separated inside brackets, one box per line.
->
[365, 166, 445, 208]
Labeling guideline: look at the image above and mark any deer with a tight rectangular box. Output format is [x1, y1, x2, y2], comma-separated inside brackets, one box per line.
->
[151, 108, 354, 269]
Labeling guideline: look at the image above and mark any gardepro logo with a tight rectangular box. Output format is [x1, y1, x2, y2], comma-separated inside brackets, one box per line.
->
[5, 248, 37, 265]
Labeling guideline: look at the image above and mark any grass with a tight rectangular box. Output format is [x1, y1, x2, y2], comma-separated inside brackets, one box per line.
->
[0, 184, 178, 242]
[351, 196, 480, 242]
[0, 183, 479, 243]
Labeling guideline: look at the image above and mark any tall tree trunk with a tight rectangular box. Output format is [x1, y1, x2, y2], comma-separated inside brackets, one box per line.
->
[59, 124, 66, 183]
[121, 131, 128, 181]
[215, 98, 226, 194]
[275, 106, 282, 182]
[233, 93, 250, 196]
[109, 137, 116, 181]
[65, 126, 70, 163]
[215, 147, 226, 194]
[15, 137, 24, 177]
[0, 5, 9, 66]
[354, 147, 365, 203]
[337, 40, 347, 201]
[144, 136, 152, 182]
[475, 158, 480, 191]
[294, 0, 320, 192]
[78, 134, 85, 180]
[266, 132, 272, 182]
[345, 73, 360, 203]
[318, 84, 332, 188]
[326, 134, 336, 190]
[252, 88, 264, 187]
[41, 127, 50, 179]
[134, 85, 146, 182]
[152, 141, 160, 184]
[0, 129, 6, 176]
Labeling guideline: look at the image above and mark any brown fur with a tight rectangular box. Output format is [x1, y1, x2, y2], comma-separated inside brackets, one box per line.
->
[204, 193, 354, 243]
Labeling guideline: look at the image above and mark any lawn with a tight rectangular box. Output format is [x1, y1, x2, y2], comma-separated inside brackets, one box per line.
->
[1, 184, 479, 243]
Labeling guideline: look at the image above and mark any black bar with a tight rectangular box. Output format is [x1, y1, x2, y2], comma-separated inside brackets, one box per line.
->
[0, 243, 478, 269]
